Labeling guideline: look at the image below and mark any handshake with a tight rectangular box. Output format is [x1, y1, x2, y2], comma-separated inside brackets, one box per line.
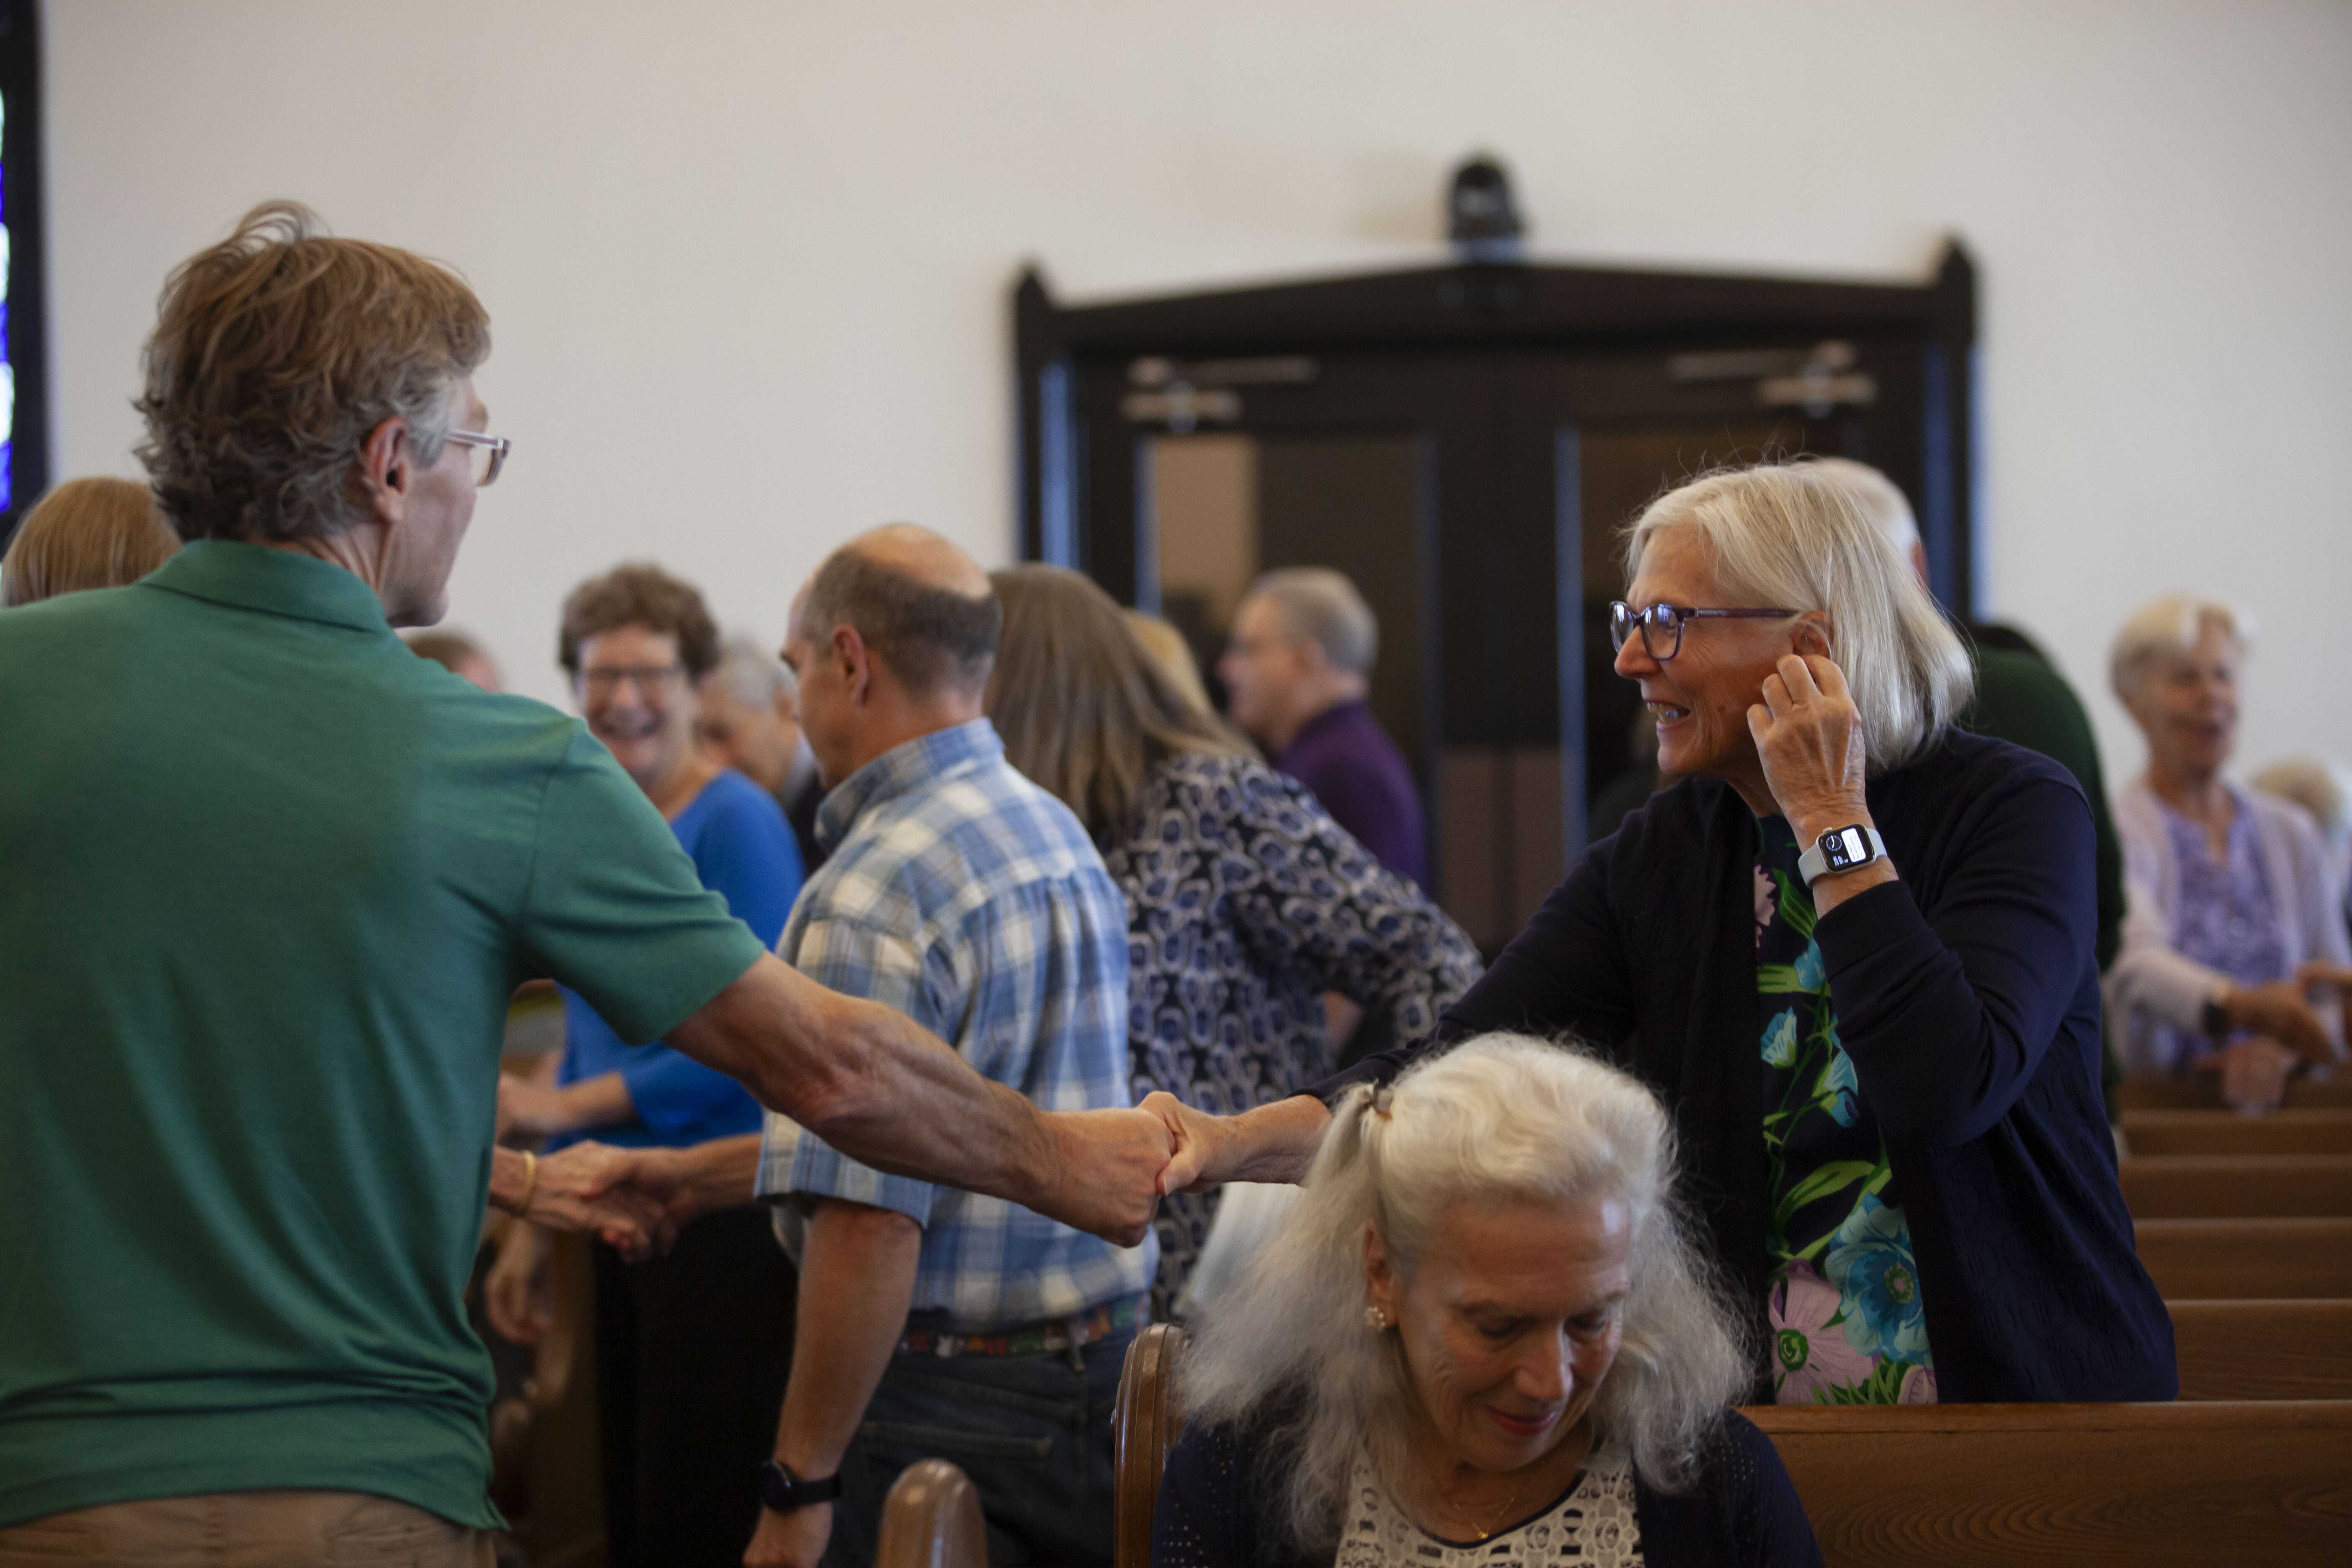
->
[500, 1090, 1330, 1265]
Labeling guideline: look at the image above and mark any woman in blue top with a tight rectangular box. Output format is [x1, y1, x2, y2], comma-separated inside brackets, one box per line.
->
[487, 564, 803, 1568]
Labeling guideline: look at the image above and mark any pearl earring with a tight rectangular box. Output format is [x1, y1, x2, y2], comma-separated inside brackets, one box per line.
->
[1364, 1304, 1389, 1331]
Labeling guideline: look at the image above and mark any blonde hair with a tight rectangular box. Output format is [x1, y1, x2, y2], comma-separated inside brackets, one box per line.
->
[1, 478, 182, 607]
[2109, 594, 2251, 703]
[136, 201, 490, 545]
[1623, 462, 1973, 772]
[1122, 609, 1215, 716]
[987, 565, 1251, 840]
[1181, 1035, 1752, 1553]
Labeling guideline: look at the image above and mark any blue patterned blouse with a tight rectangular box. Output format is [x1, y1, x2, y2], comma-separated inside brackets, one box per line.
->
[1100, 751, 1483, 1313]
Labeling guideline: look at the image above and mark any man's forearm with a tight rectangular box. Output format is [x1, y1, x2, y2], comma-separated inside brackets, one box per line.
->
[671, 955, 1057, 1207]
[774, 1199, 923, 1477]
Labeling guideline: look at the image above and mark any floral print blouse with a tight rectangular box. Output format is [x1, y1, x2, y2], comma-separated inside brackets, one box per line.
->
[1755, 816, 1938, 1405]
[1101, 751, 1483, 1315]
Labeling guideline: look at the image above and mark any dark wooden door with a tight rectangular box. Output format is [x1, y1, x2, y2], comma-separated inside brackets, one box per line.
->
[1016, 253, 1975, 949]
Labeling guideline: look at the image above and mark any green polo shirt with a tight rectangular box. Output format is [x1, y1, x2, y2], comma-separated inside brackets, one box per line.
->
[0, 542, 767, 1529]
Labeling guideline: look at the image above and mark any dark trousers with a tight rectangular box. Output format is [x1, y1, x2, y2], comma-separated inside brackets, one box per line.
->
[592, 1204, 797, 1568]
[823, 1331, 1131, 1568]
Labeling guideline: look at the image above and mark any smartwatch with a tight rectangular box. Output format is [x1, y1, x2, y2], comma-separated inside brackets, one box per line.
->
[759, 1459, 843, 1515]
[1798, 825, 1887, 887]
[2201, 983, 2234, 1044]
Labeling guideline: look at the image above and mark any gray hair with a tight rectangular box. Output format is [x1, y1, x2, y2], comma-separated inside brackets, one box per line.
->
[2109, 594, 2253, 703]
[709, 632, 797, 709]
[1246, 567, 1377, 676]
[1803, 457, 1917, 552]
[1623, 463, 1974, 773]
[1181, 1035, 1751, 1554]
[802, 544, 1001, 697]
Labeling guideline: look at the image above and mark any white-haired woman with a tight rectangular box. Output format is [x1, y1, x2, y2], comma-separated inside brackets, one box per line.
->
[2105, 598, 2349, 1110]
[1156, 1037, 1820, 1568]
[1149, 462, 2176, 1406]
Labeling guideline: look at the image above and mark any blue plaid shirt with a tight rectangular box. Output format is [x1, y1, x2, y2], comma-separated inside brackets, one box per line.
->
[756, 719, 1154, 1328]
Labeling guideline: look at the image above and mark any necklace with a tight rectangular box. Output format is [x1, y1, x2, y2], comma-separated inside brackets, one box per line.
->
[1458, 1466, 1546, 1543]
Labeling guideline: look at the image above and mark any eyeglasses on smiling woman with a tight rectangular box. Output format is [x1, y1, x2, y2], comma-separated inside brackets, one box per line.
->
[1608, 601, 1801, 662]
[443, 429, 511, 487]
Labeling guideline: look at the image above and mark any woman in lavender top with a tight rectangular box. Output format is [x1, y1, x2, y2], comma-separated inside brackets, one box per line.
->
[2106, 596, 2350, 1110]
[985, 564, 1483, 1317]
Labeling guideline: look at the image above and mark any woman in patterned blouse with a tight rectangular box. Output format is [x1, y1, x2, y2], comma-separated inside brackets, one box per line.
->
[986, 564, 1483, 1314]
[1155, 1037, 1820, 1568]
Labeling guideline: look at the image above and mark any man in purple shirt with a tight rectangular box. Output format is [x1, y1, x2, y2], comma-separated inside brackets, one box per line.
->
[1219, 567, 1428, 887]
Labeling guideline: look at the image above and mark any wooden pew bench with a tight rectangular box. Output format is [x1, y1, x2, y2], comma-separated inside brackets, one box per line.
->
[2118, 1076, 2352, 1112]
[1111, 1327, 2352, 1568]
[2122, 1109, 2352, 1157]
[2122, 1154, 2352, 1217]
[1750, 1400, 2352, 1565]
[2170, 1299, 2352, 1400]
[2136, 1216, 2352, 1298]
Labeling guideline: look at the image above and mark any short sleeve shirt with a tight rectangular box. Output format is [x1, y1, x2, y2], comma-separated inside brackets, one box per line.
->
[0, 544, 766, 1530]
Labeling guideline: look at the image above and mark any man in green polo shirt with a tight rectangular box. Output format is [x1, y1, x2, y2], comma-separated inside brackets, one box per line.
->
[0, 203, 1171, 1564]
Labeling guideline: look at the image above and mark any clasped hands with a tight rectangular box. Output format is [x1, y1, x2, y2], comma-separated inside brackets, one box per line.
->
[500, 1092, 1318, 1281]
[2197, 962, 2352, 1113]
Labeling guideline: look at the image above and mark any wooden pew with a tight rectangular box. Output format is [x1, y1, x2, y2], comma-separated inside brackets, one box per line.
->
[1750, 1401, 2352, 1565]
[1113, 1322, 1188, 1568]
[2118, 1075, 2352, 1112]
[874, 1458, 988, 1568]
[1116, 1327, 2352, 1564]
[2122, 1154, 2352, 1217]
[2136, 1217, 2352, 1299]
[2123, 1109, 2352, 1157]
[2171, 1300, 2352, 1400]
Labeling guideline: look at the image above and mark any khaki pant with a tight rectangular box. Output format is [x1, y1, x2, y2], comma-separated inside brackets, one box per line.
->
[0, 1490, 493, 1566]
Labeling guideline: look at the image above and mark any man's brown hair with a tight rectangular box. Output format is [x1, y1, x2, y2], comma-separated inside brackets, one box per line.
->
[0, 478, 182, 607]
[136, 201, 491, 545]
[558, 562, 722, 680]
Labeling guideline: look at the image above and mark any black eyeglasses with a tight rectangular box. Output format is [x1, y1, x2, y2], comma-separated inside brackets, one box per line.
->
[1609, 601, 1801, 661]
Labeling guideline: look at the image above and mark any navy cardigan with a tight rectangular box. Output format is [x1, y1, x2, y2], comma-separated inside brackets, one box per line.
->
[1326, 730, 2176, 1403]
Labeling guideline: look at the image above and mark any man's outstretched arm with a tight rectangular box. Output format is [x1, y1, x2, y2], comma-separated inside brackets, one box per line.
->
[663, 953, 1171, 1245]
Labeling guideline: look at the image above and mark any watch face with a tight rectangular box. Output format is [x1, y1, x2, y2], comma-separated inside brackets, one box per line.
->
[1821, 827, 1872, 869]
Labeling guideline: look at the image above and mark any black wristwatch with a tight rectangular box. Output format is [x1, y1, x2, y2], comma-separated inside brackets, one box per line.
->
[2201, 984, 2233, 1044]
[759, 1459, 843, 1515]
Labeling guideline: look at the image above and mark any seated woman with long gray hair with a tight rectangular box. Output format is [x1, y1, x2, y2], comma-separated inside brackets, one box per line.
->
[1156, 1036, 1821, 1568]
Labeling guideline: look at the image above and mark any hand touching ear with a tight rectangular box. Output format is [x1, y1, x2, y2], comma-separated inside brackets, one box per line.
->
[1749, 654, 1897, 911]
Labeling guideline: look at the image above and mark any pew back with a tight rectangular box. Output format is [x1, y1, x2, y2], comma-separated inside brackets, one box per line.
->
[1747, 1400, 2352, 1565]
[2117, 1077, 2352, 1112]
[2122, 1154, 2352, 1217]
[874, 1458, 989, 1568]
[1113, 1323, 1189, 1568]
[2170, 1299, 2352, 1400]
[2135, 1216, 2352, 1298]
[2123, 1109, 2352, 1157]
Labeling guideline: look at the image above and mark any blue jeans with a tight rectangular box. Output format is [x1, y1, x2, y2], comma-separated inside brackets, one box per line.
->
[823, 1330, 1130, 1568]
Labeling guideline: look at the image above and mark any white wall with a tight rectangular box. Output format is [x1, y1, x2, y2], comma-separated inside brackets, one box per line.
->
[46, 0, 2352, 782]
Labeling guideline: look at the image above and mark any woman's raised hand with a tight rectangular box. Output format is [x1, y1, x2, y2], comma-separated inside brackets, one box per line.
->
[1748, 652, 1870, 843]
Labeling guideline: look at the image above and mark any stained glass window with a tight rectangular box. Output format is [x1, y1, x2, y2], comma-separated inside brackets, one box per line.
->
[0, 0, 44, 552]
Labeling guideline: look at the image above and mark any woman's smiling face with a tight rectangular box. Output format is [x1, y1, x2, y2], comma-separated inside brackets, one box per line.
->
[1613, 526, 1816, 789]
[1365, 1195, 1631, 1477]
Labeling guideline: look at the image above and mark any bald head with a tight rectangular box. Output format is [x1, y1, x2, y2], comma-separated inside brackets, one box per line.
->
[800, 523, 1002, 697]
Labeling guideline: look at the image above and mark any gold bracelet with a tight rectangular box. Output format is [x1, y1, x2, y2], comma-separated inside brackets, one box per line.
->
[509, 1149, 540, 1217]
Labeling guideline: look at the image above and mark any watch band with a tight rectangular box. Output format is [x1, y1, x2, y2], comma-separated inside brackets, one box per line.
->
[1798, 825, 1887, 887]
[759, 1458, 844, 1514]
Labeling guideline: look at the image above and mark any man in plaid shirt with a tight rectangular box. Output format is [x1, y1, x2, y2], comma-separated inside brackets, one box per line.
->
[745, 525, 1153, 1568]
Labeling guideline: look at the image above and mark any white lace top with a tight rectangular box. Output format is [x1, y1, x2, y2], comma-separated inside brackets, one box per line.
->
[1332, 1452, 1645, 1568]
